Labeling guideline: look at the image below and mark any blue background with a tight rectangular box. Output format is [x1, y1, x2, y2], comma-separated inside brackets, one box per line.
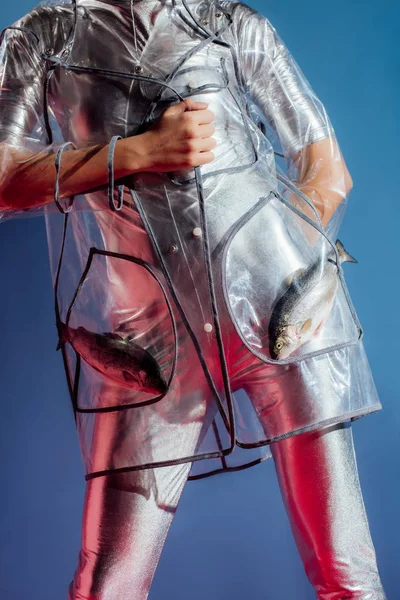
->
[0, 1, 398, 599]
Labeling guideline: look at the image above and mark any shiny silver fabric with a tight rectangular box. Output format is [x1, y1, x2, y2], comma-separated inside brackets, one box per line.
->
[0, 1, 387, 598]
[0, 0, 382, 481]
[271, 423, 387, 600]
[67, 422, 387, 600]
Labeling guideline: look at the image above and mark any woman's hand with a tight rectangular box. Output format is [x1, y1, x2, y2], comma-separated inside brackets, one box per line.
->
[0, 101, 216, 211]
[125, 99, 216, 173]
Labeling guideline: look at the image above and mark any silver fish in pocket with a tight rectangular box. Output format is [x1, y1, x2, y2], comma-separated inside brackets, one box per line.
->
[56, 323, 168, 394]
[268, 239, 358, 360]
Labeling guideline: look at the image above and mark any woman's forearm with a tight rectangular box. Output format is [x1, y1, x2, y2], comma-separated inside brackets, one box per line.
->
[0, 136, 147, 211]
[290, 136, 353, 229]
[0, 100, 216, 213]
[292, 185, 341, 229]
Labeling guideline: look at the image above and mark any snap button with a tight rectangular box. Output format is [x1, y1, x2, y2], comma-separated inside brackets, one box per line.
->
[134, 65, 143, 74]
[204, 323, 213, 332]
[168, 244, 179, 253]
[187, 80, 197, 89]
[192, 227, 202, 238]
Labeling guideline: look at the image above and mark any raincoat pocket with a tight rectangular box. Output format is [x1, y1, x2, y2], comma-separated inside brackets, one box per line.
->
[60, 248, 177, 412]
[222, 183, 363, 365]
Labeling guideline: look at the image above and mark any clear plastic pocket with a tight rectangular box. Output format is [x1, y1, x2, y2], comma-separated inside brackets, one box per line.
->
[222, 184, 363, 365]
[61, 249, 177, 412]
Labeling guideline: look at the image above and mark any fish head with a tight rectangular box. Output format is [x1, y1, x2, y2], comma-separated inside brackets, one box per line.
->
[270, 325, 298, 360]
[270, 318, 314, 360]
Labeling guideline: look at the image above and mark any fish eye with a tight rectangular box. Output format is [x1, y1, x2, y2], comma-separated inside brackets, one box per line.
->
[275, 341, 283, 350]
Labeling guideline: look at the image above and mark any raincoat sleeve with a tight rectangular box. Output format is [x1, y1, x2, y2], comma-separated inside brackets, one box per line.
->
[233, 3, 353, 236]
[0, 6, 79, 222]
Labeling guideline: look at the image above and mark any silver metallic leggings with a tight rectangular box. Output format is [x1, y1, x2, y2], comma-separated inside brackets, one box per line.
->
[68, 421, 387, 600]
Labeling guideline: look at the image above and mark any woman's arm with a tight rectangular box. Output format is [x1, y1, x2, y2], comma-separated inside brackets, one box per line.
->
[291, 136, 353, 228]
[233, 3, 352, 231]
[0, 11, 216, 217]
[0, 99, 216, 212]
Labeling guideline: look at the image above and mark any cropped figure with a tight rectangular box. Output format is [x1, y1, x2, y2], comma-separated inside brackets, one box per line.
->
[0, 0, 387, 598]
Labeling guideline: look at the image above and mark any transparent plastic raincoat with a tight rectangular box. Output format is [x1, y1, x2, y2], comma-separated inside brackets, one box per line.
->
[0, 0, 382, 481]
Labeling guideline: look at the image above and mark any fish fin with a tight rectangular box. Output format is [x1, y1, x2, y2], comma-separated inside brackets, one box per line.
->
[285, 267, 306, 288]
[285, 271, 295, 286]
[293, 267, 307, 280]
[335, 239, 358, 264]
[122, 370, 137, 383]
[299, 318, 312, 334]
[103, 331, 124, 340]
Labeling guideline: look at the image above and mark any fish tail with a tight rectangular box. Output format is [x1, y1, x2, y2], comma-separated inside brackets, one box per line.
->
[56, 322, 68, 351]
[335, 239, 358, 264]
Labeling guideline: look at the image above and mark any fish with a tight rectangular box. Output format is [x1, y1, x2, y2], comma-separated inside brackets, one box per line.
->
[268, 239, 358, 360]
[56, 323, 168, 394]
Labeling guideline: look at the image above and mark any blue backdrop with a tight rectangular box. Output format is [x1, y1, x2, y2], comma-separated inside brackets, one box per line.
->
[0, 1, 398, 599]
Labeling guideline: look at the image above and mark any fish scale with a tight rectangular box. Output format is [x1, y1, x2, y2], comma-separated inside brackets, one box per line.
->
[58, 323, 168, 393]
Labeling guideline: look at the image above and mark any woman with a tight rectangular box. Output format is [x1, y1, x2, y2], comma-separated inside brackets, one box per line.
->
[0, 0, 387, 598]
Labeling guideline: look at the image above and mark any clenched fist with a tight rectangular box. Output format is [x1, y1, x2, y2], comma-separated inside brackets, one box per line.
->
[130, 99, 216, 173]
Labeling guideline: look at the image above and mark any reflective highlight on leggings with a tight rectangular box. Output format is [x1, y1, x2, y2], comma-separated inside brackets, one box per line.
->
[270, 422, 387, 600]
[68, 462, 192, 600]
[68, 423, 387, 600]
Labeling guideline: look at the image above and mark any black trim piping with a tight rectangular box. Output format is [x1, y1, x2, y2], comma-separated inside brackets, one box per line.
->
[220, 190, 363, 365]
[85, 404, 382, 481]
[64, 247, 179, 413]
[129, 188, 233, 435]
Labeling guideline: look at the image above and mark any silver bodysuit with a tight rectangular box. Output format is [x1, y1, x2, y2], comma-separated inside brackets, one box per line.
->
[0, 0, 382, 481]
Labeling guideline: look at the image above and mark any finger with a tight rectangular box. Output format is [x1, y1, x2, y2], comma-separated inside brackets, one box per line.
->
[165, 99, 207, 116]
[198, 123, 216, 138]
[183, 99, 209, 111]
[194, 151, 215, 166]
[190, 109, 215, 126]
[186, 137, 217, 153]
